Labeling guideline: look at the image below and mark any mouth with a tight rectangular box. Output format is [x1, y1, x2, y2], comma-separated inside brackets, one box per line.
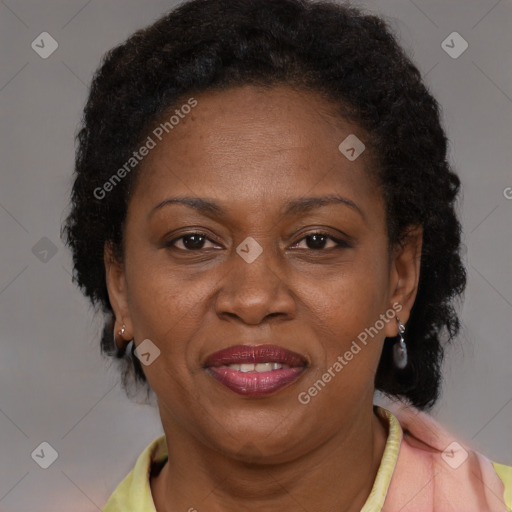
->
[203, 344, 308, 397]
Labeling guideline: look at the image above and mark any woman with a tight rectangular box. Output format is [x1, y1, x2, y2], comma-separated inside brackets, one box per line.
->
[62, 0, 512, 510]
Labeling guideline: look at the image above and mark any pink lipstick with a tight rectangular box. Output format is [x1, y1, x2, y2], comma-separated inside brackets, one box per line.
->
[204, 344, 307, 397]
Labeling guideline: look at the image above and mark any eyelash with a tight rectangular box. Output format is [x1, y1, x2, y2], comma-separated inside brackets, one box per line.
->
[166, 231, 351, 251]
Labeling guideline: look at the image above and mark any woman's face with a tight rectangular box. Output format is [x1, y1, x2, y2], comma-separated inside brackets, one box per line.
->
[106, 85, 421, 462]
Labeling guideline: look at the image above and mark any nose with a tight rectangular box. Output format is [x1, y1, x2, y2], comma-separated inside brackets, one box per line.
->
[215, 246, 296, 325]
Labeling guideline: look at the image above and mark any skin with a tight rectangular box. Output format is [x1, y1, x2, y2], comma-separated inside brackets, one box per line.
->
[105, 85, 422, 512]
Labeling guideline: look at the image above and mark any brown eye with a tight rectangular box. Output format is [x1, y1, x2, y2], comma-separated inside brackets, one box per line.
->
[168, 233, 218, 251]
[291, 232, 350, 250]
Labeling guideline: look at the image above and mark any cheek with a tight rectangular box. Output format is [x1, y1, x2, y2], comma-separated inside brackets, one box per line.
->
[291, 249, 390, 371]
[124, 250, 221, 355]
[123, 260, 216, 400]
[297, 249, 389, 323]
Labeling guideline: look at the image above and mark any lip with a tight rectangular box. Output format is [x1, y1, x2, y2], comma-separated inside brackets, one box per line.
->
[204, 344, 307, 367]
[204, 344, 308, 397]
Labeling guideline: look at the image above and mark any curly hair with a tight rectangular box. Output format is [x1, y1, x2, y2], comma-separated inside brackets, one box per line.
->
[62, 0, 466, 409]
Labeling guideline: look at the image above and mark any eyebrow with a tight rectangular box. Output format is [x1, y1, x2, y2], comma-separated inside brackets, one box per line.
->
[149, 194, 365, 221]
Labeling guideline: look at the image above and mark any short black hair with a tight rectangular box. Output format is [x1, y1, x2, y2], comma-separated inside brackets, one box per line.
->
[62, 0, 466, 409]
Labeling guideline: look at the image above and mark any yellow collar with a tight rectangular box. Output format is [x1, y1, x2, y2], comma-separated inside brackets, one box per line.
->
[103, 405, 402, 512]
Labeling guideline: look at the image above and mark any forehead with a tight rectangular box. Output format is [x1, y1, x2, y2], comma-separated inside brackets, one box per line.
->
[130, 85, 382, 218]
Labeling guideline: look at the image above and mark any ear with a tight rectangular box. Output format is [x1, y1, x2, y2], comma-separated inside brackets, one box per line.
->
[104, 241, 133, 340]
[384, 225, 423, 338]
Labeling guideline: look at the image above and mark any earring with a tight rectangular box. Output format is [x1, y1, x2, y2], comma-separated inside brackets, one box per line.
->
[112, 324, 126, 352]
[393, 317, 408, 369]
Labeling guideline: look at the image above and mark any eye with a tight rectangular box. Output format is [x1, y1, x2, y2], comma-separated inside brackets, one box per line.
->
[166, 231, 350, 252]
[167, 232, 220, 251]
[290, 232, 350, 250]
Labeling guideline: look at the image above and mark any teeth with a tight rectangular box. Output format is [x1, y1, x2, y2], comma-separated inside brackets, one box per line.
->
[220, 362, 292, 372]
[255, 363, 273, 372]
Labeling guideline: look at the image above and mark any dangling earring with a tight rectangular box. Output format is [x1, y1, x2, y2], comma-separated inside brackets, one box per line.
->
[393, 317, 407, 369]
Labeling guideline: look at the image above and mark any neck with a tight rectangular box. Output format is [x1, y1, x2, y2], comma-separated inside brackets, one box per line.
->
[151, 402, 388, 512]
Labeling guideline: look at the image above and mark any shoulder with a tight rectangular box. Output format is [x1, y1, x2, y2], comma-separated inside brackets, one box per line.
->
[381, 402, 511, 511]
[493, 462, 512, 510]
[102, 434, 167, 512]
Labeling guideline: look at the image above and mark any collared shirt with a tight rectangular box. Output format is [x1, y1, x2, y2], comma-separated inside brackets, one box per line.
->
[102, 405, 512, 511]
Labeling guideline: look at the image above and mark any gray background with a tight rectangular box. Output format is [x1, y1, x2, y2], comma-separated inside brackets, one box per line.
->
[0, 0, 511, 510]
